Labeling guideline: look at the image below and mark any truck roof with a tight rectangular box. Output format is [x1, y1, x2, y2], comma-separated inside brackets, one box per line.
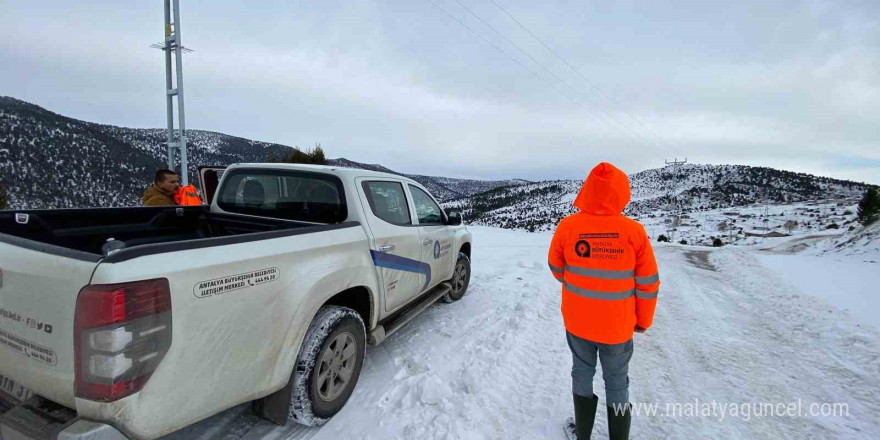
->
[226, 162, 420, 185]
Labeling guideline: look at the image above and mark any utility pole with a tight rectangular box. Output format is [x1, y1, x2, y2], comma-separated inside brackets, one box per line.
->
[151, 0, 193, 185]
[664, 158, 688, 241]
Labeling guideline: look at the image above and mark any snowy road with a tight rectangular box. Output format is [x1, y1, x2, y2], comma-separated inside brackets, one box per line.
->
[165, 226, 880, 439]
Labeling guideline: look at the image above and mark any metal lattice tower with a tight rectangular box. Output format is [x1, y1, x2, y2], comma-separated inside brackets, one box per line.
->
[665, 158, 688, 240]
[151, 0, 193, 185]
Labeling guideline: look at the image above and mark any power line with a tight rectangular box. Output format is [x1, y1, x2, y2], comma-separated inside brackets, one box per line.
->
[487, 0, 676, 152]
[447, 0, 663, 151]
[423, 0, 657, 150]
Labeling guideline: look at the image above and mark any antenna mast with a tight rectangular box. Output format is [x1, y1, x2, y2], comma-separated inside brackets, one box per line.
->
[151, 0, 193, 185]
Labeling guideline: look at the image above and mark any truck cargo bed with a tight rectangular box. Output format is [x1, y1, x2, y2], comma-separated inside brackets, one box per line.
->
[0, 206, 352, 262]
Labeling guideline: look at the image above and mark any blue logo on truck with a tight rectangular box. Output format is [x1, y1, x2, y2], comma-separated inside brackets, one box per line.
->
[370, 251, 432, 291]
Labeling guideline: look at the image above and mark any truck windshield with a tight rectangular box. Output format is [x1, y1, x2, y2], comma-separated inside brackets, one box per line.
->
[216, 169, 347, 224]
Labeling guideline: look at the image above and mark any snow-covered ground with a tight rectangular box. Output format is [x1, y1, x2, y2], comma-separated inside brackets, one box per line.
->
[754, 254, 879, 330]
[164, 226, 880, 439]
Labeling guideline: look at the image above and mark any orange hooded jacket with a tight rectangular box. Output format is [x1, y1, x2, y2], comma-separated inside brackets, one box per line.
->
[174, 184, 203, 206]
[548, 162, 660, 344]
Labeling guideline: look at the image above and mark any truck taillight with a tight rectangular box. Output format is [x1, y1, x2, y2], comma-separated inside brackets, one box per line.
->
[74, 278, 172, 402]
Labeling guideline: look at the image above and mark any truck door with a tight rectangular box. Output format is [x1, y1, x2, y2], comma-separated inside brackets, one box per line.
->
[197, 166, 227, 205]
[407, 184, 456, 291]
[358, 179, 427, 312]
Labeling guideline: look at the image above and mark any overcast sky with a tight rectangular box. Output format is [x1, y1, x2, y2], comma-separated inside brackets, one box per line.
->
[1, 0, 878, 183]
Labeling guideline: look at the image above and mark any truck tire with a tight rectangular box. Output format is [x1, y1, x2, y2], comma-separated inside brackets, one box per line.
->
[289, 306, 366, 426]
[442, 252, 471, 303]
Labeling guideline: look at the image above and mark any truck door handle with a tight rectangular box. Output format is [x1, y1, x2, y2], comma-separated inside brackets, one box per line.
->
[423, 240, 433, 246]
[378, 245, 395, 253]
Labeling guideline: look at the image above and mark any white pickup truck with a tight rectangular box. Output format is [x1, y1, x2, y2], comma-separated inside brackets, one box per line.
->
[0, 163, 472, 440]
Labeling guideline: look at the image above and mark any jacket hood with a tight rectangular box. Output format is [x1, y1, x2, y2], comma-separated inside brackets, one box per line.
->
[573, 162, 631, 215]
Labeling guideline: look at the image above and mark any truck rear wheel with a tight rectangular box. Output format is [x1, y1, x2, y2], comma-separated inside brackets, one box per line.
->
[442, 252, 471, 303]
[289, 306, 366, 426]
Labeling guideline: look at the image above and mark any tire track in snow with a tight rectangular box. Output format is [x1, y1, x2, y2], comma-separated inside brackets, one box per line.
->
[710, 248, 880, 438]
[313, 234, 574, 439]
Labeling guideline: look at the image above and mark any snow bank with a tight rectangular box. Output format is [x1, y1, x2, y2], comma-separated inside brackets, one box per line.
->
[754, 253, 879, 329]
[805, 222, 880, 260]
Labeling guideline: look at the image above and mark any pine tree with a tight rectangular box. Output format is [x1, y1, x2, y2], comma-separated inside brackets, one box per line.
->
[270, 143, 327, 165]
[857, 187, 879, 226]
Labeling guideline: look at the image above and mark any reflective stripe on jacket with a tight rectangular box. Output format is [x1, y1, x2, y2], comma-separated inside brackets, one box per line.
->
[548, 162, 660, 344]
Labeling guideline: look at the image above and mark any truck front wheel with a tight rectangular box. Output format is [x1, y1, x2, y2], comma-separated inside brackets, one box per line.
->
[442, 252, 471, 303]
[289, 306, 366, 426]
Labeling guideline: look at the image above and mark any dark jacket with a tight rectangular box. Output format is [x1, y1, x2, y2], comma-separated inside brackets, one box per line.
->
[142, 184, 177, 206]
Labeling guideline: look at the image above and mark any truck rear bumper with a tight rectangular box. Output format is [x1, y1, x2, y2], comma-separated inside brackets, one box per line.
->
[0, 395, 128, 440]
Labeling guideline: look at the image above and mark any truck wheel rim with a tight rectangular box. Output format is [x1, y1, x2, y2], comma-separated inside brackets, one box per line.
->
[453, 262, 467, 292]
[316, 332, 357, 402]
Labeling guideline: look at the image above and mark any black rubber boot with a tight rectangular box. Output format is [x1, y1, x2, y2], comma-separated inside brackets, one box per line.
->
[607, 403, 631, 440]
[565, 394, 598, 439]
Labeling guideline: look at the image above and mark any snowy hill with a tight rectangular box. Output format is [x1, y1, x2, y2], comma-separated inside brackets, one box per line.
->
[0, 97, 294, 209]
[627, 163, 867, 213]
[0, 97, 523, 209]
[445, 164, 870, 236]
[1, 95, 871, 251]
[327, 158, 525, 202]
[443, 180, 582, 232]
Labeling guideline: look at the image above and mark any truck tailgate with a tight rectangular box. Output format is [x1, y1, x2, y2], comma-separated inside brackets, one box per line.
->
[0, 241, 98, 408]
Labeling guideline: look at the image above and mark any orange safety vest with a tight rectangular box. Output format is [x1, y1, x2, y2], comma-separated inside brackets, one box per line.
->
[174, 184, 203, 206]
[548, 162, 660, 344]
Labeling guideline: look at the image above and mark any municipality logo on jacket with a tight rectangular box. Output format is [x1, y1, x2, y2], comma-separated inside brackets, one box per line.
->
[575, 240, 591, 258]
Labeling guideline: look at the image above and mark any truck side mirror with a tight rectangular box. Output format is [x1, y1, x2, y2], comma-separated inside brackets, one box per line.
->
[446, 211, 462, 226]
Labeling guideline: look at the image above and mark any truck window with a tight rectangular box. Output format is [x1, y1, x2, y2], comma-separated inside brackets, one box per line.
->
[217, 170, 347, 223]
[408, 185, 443, 225]
[362, 181, 412, 226]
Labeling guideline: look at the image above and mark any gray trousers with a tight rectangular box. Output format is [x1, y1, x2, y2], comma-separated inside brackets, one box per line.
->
[566, 332, 633, 405]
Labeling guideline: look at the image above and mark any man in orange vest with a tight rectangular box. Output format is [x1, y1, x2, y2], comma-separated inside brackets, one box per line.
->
[550, 162, 660, 440]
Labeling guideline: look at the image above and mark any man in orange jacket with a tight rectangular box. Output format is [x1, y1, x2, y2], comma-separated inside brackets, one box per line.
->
[549, 162, 660, 440]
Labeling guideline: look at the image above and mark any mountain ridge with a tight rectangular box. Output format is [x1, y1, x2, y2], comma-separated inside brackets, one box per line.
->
[0, 97, 521, 208]
[443, 163, 870, 233]
[0, 96, 872, 237]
